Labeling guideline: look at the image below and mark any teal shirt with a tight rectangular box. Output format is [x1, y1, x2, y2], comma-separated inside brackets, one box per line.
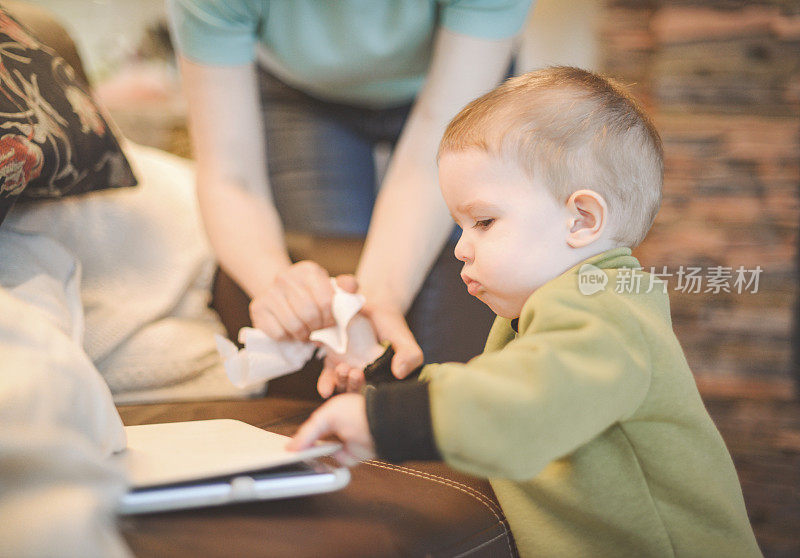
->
[166, 0, 533, 106]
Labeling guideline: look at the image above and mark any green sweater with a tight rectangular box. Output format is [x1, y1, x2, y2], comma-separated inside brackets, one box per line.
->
[366, 247, 761, 557]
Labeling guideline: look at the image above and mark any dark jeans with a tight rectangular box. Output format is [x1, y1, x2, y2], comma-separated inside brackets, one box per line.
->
[257, 69, 494, 365]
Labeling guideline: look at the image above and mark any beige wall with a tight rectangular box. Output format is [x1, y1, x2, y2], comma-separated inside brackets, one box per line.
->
[518, 0, 601, 72]
[34, 0, 167, 80]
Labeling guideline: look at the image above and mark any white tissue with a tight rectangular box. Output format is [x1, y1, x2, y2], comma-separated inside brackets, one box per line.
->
[308, 283, 364, 354]
[215, 280, 366, 389]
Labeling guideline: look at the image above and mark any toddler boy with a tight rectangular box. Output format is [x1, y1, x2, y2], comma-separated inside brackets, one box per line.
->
[290, 67, 761, 557]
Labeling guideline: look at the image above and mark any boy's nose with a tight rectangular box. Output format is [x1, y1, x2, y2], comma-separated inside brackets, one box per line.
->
[454, 233, 472, 263]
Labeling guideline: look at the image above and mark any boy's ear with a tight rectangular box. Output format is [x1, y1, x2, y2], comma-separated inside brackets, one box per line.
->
[565, 189, 608, 248]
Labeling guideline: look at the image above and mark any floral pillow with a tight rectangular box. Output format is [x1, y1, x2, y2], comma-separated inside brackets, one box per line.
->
[0, 9, 137, 226]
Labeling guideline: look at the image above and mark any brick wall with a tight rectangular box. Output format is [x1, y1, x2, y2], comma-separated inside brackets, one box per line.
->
[601, 0, 800, 382]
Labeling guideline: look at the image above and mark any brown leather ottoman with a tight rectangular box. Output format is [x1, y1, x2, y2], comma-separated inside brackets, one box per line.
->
[117, 397, 518, 557]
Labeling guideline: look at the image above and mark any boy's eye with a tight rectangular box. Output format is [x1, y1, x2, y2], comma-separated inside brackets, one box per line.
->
[474, 218, 495, 230]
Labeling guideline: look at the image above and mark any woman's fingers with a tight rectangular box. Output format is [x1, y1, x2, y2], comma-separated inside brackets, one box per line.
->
[390, 332, 424, 378]
[279, 275, 325, 335]
[368, 307, 423, 378]
[249, 301, 286, 340]
[286, 261, 335, 328]
[250, 260, 335, 341]
[334, 274, 359, 293]
[304, 269, 336, 328]
[258, 288, 310, 341]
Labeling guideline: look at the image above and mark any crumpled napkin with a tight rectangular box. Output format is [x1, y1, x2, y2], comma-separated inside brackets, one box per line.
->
[215, 280, 366, 388]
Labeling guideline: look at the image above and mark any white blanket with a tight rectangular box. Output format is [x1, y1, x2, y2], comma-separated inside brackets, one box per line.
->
[0, 271, 129, 557]
[3, 142, 262, 403]
[0, 142, 270, 554]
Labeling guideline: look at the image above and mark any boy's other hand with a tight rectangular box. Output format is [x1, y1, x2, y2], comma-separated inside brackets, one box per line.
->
[317, 275, 384, 398]
[317, 360, 366, 399]
[340, 275, 424, 380]
[288, 393, 375, 466]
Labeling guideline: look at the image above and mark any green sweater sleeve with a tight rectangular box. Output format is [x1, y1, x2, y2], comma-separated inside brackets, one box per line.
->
[424, 283, 652, 481]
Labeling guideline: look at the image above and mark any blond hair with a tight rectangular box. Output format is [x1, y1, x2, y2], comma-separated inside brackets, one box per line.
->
[439, 66, 663, 247]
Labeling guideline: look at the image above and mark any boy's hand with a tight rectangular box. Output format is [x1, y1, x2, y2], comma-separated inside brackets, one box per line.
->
[317, 275, 386, 398]
[317, 359, 366, 399]
[317, 314, 386, 397]
[288, 393, 376, 466]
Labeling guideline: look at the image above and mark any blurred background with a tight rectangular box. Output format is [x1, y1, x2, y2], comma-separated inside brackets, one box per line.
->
[39, 0, 799, 392]
[35, 0, 800, 555]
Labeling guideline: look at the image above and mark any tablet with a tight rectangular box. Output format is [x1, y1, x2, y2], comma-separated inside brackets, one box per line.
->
[118, 460, 350, 515]
[112, 419, 350, 514]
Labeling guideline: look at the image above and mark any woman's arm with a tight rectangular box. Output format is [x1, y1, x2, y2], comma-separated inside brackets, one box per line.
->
[356, 28, 515, 377]
[179, 57, 336, 340]
[180, 57, 290, 294]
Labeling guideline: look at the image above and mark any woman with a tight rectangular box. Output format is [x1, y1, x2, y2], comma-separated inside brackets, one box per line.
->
[167, 0, 533, 395]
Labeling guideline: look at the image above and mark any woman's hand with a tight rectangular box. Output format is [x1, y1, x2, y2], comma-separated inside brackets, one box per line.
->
[362, 302, 424, 380]
[249, 260, 335, 342]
